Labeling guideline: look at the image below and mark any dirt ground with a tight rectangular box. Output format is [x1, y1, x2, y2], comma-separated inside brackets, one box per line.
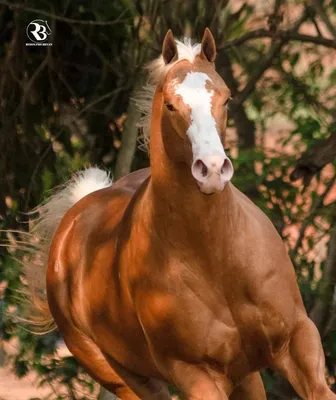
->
[0, 338, 70, 400]
[0, 365, 49, 400]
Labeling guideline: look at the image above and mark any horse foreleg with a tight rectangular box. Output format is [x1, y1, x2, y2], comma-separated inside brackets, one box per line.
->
[166, 361, 230, 399]
[61, 325, 170, 400]
[229, 372, 266, 400]
[270, 317, 336, 400]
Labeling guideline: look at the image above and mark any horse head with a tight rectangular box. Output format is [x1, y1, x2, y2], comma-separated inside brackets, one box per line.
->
[152, 28, 234, 194]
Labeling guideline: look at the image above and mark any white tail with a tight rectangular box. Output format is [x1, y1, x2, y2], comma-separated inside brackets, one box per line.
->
[34, 167, 112, 239]
[5, 167, 112, 332]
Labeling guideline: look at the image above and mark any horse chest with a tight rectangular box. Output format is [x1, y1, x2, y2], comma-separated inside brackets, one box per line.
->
[135, 259, 293, 374]
[135, 271, 242, 368]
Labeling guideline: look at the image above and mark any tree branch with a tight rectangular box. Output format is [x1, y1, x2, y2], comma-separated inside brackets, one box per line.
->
[278, 66, 331, 115]
[230, 7, 311, 111]
[290, 129, 336, 184]
[219, 28, 336, 50]
[230, 39, 284, 111]
[311, 0, 336, 39]
[289, 175, 336, 262]
[0, 1, 131, 26]
[72, 27, 122, 77]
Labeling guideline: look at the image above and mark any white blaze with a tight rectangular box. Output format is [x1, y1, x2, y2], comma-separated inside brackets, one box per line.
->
[175, 72, 225, 158]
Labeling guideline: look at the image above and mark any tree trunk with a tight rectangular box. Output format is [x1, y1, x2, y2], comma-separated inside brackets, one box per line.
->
[0, 299, 5, 367]
[217, 50, 256, 150]
[0, 340, 5, 367]
[310, 215, 336, 335]
[114, 80, 143, 180]
[216, 50, 259, 199]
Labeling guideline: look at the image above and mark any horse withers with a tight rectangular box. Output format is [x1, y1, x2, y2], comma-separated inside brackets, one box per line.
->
[27, 29, 334, 399]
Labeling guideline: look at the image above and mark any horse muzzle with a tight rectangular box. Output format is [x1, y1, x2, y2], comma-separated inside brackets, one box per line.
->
[191, 153, 234, 194]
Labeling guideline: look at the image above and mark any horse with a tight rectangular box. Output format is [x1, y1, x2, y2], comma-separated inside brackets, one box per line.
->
[22, 29, 335, 399]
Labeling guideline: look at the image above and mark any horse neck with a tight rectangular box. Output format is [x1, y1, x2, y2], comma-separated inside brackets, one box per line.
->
[147, 89, 237, 240]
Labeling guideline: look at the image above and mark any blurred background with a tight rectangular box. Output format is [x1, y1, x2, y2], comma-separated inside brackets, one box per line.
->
[0, 0, 335, 399]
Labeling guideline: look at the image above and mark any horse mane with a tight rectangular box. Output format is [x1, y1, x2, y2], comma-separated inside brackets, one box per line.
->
[134, 38, 201, 149]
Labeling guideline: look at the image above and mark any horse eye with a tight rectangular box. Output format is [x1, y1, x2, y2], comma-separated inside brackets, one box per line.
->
[224, 97, 232, 108]
[165, 103, 176, 112]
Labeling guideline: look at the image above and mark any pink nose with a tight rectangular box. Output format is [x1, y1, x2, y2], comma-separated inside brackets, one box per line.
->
[191, 154, 234, 194]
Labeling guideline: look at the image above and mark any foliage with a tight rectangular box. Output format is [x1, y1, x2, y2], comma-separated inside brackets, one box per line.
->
[0, 0, 335, 399]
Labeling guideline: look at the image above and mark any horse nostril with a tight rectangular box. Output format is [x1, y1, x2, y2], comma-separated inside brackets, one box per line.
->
[201, 163, 208, 177]
[221, 158, 230, 174]
[220, 157, 234, 181]
[195, 159, 208, 177]
[192, 159, 209, 182]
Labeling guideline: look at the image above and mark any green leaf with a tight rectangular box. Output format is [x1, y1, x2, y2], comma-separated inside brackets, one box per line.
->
[14, 359, 29, 378]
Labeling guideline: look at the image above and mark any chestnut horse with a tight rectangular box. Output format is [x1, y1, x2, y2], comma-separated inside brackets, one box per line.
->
[25, 29, 334, 399]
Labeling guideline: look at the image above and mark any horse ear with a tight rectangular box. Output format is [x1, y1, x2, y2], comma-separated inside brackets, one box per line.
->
[162, 30, 178, 64]
[200, 28, 216, 63]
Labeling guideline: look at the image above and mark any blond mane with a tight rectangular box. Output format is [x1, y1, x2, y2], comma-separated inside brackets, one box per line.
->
[134, 38, 201, 149]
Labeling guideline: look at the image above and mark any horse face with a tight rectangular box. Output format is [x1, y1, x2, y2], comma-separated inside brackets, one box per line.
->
[161, 29, 234, 194]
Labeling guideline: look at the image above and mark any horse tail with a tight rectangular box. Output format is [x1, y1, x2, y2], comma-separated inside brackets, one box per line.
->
[4, 167, 112, 333]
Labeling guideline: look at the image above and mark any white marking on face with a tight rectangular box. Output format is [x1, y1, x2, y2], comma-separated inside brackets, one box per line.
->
[175, 72, 225, 159]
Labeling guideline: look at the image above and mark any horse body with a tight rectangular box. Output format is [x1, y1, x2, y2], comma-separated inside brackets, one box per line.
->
[38, 29, 335, 399]
[48, 165, 306, 398]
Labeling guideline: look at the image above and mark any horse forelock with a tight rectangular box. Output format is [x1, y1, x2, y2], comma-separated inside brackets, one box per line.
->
[134, 38, 201, 150]
[147, 38, 201, 85]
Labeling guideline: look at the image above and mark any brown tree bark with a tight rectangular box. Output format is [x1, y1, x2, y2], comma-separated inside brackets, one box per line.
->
[114, 80, 143, 180]
[310, 215, 336, 336]
[217, 50, 256, 150]
[290, 129, 336, 185]
[0, 341, 5, 367]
